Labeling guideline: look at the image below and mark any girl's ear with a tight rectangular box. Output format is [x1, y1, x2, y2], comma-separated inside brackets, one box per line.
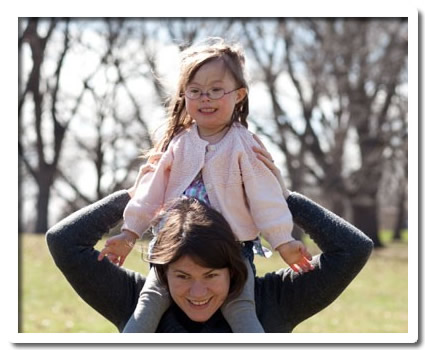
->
[236, 88, 247, 104]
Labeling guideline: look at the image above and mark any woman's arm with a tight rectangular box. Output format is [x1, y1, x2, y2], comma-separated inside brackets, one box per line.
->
[46, 190, 145, 332]
[251, 142, 373, 332]
[256, 192, 373, 332]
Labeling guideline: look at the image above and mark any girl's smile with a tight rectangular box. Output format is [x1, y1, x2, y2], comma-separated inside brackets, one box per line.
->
[198, 108, 217, 115]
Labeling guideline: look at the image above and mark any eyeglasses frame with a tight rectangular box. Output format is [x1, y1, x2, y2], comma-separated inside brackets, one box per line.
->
[183, 87, 242, 100]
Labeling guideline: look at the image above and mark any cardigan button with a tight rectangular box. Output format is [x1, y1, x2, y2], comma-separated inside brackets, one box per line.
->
[207, 145, 216, 151]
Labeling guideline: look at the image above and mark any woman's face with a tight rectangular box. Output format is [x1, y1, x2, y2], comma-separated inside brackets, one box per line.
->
[166, 255, 231, 322]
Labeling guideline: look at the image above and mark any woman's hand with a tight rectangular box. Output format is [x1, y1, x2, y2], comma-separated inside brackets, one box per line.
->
[252, 134, 290, 199]
[127, 152, 163, 198]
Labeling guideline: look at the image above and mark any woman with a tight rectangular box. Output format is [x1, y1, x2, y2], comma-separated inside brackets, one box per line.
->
[46, 147, 373, 333]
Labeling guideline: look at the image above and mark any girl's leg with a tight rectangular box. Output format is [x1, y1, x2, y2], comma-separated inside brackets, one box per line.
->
[221, 257, 264, 333]
[123, 267, 171, 333]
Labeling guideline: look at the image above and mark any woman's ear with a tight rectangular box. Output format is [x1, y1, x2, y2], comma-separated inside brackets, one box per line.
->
[236, 88, 247, 104]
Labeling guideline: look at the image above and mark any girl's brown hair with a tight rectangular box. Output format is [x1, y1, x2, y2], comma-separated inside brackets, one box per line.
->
[148, 197, 248, 300]
[155, 37, 250, 153]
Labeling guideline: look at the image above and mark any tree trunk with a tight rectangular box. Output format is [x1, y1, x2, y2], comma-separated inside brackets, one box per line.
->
[329, 193, 346, 219]
[35, 166, 54, 233]
[352, 198, 383, 248]
[393, 185, 407, 241]
[18, 159, 24, 234]
[18, 20, 24, 234]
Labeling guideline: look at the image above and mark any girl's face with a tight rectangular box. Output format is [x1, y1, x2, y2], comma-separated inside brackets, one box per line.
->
[166, 255, 231, 323]
[185, 60, 246, 138]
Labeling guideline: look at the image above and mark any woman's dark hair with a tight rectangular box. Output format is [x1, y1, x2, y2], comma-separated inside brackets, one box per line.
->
[148, 197, 248, 300]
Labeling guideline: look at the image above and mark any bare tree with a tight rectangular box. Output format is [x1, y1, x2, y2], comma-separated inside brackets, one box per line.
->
[18, 20, 24, 233]
[48, 19, 157, 217]
[165, 18, 235, 50]
[241, 19, 407, 247]
[19, 18, 155, 231]
[383, 91, 408, 241]
[326, 19, 408, 247]
[19, 18, 73, 233]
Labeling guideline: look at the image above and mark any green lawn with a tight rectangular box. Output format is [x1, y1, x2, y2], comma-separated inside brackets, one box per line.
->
[19, 231, 408, 333]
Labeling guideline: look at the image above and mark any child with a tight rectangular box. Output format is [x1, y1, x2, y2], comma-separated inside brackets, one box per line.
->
[98, 38, 314, 333]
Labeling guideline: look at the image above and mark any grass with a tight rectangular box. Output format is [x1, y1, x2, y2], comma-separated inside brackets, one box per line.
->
[293, 234, 409, 332]
[19, 231, 408, 333]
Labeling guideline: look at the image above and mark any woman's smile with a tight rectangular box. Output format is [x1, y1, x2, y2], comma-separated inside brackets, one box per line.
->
[188, 297, 211, 305]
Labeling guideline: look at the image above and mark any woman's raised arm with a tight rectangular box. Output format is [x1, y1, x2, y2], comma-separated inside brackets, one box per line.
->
[46, 190, 144, 332]
[252, 139, 373, 332]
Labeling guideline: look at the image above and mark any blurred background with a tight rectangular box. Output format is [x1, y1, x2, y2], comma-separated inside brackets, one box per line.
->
[18, 18, 409, 333]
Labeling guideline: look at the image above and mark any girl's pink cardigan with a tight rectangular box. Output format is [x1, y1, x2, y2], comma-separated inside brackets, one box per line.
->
[122, 122, 293, 250]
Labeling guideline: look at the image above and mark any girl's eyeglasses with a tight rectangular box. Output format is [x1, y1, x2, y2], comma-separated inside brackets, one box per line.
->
[184, 87, 241, 100]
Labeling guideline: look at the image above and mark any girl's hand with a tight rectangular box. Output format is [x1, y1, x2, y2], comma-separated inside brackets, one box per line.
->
[252, 134, 290, 199]
[127, 152, 163, 198]
[276, 240, 314, 273]
[98, 230, 138, 266]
